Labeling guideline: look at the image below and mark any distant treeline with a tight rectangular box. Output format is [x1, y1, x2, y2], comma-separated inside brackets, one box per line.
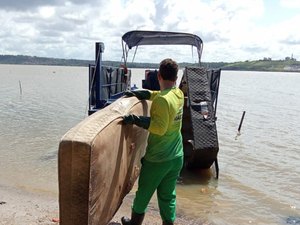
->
[0, 55, 94, 67]
[1, 55, 300, 72]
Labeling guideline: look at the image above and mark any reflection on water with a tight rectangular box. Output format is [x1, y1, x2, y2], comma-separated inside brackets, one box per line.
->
[0, 65, 300, 224]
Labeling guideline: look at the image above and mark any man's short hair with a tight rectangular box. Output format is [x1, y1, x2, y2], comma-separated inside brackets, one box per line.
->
[159, 58, 178, 81]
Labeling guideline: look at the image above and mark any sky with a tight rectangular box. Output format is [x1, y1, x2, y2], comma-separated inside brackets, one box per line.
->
[0, 0, 299, 63]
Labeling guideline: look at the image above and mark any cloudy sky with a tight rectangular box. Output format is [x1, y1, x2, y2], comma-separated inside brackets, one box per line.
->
[1, 0, 299, 63]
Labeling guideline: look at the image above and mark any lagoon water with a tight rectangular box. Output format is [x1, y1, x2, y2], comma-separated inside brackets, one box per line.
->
[0, 64, 299, 224]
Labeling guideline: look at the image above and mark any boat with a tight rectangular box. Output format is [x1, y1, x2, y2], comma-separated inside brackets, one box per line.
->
[89, 30, 221, 175]
[58, 30, 221, 225]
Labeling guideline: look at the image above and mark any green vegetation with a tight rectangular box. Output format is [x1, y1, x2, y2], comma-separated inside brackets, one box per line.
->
[0, 55, 93, 67]
[0, 55, 300, 72]
[221, 58, 300, 72]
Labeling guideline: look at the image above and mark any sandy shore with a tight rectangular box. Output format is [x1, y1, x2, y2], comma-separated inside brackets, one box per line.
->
[0, 185, 205, 225]
[0, 185, 59, 225]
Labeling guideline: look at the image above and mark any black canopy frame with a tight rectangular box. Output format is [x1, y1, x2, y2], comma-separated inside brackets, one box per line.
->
[121, 30, 203, 65]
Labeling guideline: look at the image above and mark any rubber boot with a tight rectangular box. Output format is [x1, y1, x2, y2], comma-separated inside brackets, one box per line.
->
[121, 211, 145, 225]
[162, 221, 174, 225]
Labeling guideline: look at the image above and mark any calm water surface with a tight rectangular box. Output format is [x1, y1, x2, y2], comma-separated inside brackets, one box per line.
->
[0, 65, 299, 224]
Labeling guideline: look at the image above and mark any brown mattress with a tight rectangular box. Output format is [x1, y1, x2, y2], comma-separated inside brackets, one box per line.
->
[58, 97, 150, 225]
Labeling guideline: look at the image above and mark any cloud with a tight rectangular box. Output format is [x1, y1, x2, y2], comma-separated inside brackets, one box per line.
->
[0, 0, 56, 11]
[0, 0, 299, 62]
[280, 0, 300, 9]
[281, 37, 300, 45]
[0, 0, 103, 11]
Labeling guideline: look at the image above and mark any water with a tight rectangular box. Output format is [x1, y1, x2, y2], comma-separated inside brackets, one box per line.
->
[0, 65, 299, 224]
[0, 64, 88, 193]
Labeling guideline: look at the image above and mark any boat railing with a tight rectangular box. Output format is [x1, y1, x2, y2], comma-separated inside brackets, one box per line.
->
[89, 64, 131, 115]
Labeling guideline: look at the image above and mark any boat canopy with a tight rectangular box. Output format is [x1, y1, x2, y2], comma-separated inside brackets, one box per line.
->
[121, 30, 203, 64]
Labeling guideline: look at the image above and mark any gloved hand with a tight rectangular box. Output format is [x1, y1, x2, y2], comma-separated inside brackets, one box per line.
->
[123, 114, 151, 129]
[123, 90, 151, 100]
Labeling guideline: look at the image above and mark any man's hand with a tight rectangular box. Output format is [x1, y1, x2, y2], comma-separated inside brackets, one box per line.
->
[122, 114, 151, 129]
[123, 90, 151, 100]
[123, 91, 135, 98]
[123, 114, 136, 125]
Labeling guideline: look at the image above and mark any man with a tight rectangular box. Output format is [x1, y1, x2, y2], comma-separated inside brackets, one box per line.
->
[122, 58, 184, 225]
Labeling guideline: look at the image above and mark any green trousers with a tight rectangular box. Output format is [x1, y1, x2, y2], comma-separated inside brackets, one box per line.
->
[132, 156, 183, 222]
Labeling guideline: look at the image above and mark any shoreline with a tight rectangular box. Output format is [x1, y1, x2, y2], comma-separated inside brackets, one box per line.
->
[0, 185, 205, 225]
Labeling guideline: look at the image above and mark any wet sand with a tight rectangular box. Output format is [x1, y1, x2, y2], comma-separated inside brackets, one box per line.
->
[0, 185, 205, 225]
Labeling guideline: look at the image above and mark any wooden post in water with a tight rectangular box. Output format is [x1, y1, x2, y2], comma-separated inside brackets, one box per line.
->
[235, 111, 246, 140]
[19, 80, 22, 95]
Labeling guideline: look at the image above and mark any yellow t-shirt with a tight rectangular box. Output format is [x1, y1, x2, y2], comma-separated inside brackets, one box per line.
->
[144, 87, 184, 162]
